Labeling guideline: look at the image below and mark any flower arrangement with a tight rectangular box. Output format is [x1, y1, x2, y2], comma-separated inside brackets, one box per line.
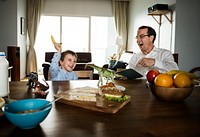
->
[108, 54, 117, 69]
[108, 54, 117, 61]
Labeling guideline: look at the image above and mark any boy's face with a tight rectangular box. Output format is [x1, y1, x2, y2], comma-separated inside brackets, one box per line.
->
[60, 54, 77, 72]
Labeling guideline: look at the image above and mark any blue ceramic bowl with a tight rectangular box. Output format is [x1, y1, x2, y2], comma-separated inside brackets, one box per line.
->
[2, 98, 52, 129]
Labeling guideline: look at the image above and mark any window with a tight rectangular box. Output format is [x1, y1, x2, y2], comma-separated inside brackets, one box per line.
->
[62, 17, 89, 52]
[35, 16, 116, 74]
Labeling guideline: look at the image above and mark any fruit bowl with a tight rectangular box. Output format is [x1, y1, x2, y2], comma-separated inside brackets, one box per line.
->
[147, 82, 194, 102]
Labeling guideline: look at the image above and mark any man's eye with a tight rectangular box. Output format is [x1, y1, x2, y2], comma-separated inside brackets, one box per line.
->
[136, 34, 149, 39]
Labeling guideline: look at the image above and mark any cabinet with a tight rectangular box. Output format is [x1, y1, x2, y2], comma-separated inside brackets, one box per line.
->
[148, 10, 172, 26]
[7, 46, 20, 81]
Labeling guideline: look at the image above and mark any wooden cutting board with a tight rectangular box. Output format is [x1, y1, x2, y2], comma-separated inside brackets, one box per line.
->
[54, 93, 131, 114]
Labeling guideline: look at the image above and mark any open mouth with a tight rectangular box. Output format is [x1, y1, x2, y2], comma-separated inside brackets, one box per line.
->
[138, 43, 143, 46]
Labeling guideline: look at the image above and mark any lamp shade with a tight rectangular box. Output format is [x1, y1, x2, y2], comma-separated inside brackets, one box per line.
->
[115, 36, 123, 46]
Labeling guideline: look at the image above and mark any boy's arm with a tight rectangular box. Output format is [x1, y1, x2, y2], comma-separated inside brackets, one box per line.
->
[49, 53, 61, 79]
[54, 43, 62, 53]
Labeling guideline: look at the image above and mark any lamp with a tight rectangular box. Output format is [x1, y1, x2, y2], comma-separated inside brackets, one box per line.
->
[115, 36, 123, 59]
[115, 36, 123, 46]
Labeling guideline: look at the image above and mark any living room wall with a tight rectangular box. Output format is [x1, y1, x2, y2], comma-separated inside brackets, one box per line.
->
[128, 0, 200, 71]
[0, 0, 17, 53]
[175, 0, 200, 71]
[0, 0, 26, 79]
[128, 0, 176, 53]
[1, 0, 199, 80]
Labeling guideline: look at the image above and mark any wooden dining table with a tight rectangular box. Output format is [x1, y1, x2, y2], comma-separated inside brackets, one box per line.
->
[0, 79, 200, 137]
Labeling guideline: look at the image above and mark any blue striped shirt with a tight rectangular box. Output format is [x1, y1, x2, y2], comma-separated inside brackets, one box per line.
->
[50, 53, 78, 81]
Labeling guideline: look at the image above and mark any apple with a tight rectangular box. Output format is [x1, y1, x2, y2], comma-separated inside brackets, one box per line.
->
[146, 69, 160, 84]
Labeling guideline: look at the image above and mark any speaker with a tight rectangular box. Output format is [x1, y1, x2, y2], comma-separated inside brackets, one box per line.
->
[148, 4, 168, 13]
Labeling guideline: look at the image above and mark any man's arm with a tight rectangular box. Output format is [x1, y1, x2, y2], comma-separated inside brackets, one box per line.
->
[154, 50, 179, 73]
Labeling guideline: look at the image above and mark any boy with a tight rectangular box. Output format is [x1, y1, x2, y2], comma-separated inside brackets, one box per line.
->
[50, 43, 78, 80]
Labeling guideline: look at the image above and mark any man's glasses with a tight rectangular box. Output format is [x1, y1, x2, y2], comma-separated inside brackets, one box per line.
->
[136, 34, 150, 39]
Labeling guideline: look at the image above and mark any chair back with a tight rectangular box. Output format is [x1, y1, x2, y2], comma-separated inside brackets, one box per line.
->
[173, 53, 178, 64]
[189, 67, 200, 77]
[45, 52, 55, 63]
[44, 52, 92, 63]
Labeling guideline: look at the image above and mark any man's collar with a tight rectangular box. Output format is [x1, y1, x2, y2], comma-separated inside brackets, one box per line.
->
[152, 46, 159, 52]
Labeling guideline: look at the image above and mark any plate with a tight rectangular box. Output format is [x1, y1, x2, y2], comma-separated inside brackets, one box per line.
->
[0, 98, 16, 117]
[116, 85, 126, 91]
[0, 97, 5, 108]
[0, 97, 5, 117]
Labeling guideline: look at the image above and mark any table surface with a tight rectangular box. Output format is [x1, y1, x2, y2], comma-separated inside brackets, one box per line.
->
[0, 80, 200, 137]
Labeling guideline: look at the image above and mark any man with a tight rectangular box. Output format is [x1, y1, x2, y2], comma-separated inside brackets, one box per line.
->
[129, 26, 179, 77]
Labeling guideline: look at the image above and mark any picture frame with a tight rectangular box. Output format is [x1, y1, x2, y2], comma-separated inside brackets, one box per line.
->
[21, 17, 25, 35]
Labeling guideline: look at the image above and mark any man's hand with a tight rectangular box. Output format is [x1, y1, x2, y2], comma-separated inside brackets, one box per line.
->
[137, 58, 155, 67]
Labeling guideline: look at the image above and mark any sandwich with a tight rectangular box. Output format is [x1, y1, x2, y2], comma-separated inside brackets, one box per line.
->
[99, 82, 128, 102]
[57, 86, 100, 102]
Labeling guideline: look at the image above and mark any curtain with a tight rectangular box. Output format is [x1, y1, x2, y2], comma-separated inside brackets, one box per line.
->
[26, 0, 45, 74]
[112, 0, 129, 60]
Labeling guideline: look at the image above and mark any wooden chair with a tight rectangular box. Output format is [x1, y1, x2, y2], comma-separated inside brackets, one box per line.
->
[75, 70, 93, 79]
[189, 67, 200, 77]
[173, 53, 178, 64]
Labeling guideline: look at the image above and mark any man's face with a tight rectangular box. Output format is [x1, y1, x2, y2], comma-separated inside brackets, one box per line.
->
[136, 28, 154, 54]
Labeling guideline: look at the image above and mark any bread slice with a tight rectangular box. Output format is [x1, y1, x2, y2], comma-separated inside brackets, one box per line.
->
[57, 86, 100, 102]
[100, 82, 125, 97]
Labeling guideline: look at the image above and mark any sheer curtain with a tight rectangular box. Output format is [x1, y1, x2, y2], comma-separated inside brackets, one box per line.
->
[112, 0, 129, 59]
[26, 0, 45, 74]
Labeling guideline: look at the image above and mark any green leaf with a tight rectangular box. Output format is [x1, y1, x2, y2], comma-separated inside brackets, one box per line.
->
[105, 95, 128, 102]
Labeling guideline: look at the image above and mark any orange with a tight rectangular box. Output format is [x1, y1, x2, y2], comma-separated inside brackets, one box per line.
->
[154, 73, 173, 88]
[173, 72, 192, 88]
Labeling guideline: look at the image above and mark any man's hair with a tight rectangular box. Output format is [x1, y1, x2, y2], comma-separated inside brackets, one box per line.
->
[139, 26, 156, 43]
[60, 50, 78, 61]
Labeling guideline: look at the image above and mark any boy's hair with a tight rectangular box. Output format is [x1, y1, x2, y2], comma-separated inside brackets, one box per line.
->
[60, 50, 78, 61]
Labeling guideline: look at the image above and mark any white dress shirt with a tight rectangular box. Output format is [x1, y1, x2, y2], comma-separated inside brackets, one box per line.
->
[129, 46, 179, 78]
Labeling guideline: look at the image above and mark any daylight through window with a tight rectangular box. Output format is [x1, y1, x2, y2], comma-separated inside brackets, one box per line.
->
[35, 16, 116, 74]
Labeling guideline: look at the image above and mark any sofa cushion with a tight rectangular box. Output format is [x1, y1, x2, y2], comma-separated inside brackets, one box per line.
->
[119, 51, 133, 64]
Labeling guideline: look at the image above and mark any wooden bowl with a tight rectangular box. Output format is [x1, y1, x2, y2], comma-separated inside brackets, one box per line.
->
[147, 83, 194, 102]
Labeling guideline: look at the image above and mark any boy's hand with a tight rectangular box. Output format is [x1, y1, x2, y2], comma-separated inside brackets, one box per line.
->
[54, 43, 62, 53]
[51, 35, 62, 53]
